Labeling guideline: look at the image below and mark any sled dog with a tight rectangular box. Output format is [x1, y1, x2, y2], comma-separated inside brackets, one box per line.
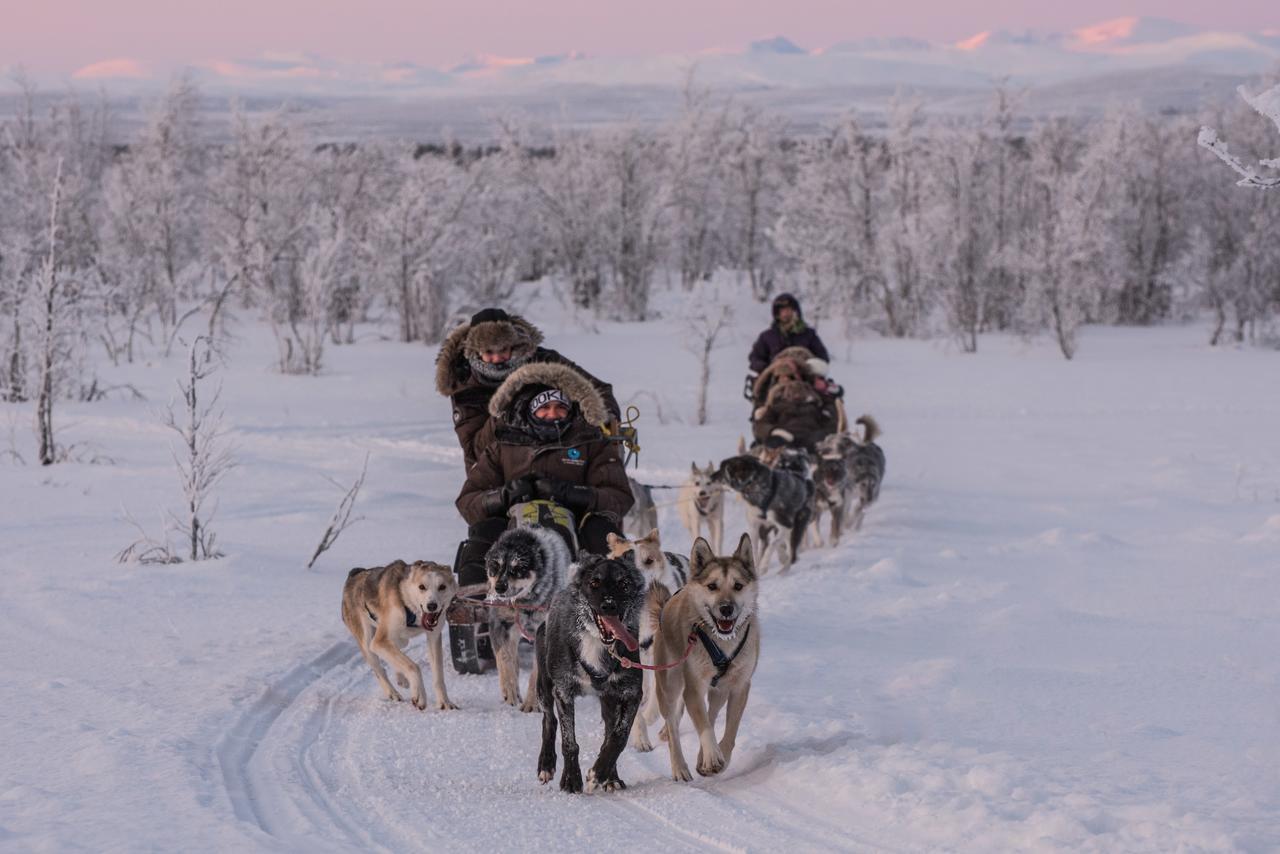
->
[714, 453, 813, 574]
[847, 415, 886, 530]
[606, 529, 690, 751]
[654, 535, 760, 781]
[485, 525, 570, 712]
[677, 462, 725, 553]
[536, 554, 646, 793]
[341, 560, 458, 711]
[623, 476, 659, 538]
[811, 455, 853, 547]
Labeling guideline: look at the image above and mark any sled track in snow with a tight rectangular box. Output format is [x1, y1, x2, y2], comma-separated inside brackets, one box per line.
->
[215, 640, 874, 852]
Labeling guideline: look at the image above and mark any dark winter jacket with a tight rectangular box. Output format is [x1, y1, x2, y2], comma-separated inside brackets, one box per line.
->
[751, 378, 841, 451]
[456, 363, 634, 527]
[748, 293, 830, 373]
[435, 313, 621, 469]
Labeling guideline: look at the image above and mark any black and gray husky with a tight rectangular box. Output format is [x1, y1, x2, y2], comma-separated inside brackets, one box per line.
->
[715, 453, 814, 574]
[536, 554, 646, 793]
[817, 415, 886, 532]
[484, 525, 570, 712]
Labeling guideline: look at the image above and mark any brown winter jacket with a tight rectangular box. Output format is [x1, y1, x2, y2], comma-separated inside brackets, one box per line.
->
[435, 314, 621, 469]
[751, 377, 840, 451]
[455, 362, 634, 526]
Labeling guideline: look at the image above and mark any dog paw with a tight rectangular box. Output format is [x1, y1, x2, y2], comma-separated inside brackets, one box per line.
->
[384, 687, 404, 703]
[436, 699, 459, 711]
[696, 745, 726, 776]
[538, 770, 553, 785]
[630, 733, 654, 753]
[559, 768, 583, 794]
[519, 698, 538, 714]
[672, 762, 693, 782]
[396, 673, 410, 688]
[588, 769, 626, 792]
[411, 692, 427, 711]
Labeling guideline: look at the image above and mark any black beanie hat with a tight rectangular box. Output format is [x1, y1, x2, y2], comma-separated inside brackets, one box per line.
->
[470, 307, 511, 326]
[772, 293, 801, 319]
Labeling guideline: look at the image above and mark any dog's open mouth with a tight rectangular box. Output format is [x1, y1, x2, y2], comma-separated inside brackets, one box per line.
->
[421, 610, 440, 630]
[707, 611, 738, 636]
[594, 614, 638, 652]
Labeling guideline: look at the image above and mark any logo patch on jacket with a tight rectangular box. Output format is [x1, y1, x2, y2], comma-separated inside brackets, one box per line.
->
[562, 447, 585, 466]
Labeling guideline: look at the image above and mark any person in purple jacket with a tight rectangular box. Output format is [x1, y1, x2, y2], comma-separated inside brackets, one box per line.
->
[745, 293, 830, 398]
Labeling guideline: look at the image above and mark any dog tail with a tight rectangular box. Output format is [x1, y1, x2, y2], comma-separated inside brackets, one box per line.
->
[647, 582, 673, 627]
[855, 414, 880, 444]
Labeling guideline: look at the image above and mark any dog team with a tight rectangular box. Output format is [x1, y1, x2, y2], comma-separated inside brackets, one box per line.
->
[341, 296, 882, 792]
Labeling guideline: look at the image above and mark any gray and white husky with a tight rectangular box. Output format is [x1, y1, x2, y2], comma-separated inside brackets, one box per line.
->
[484, 525, 570, 712]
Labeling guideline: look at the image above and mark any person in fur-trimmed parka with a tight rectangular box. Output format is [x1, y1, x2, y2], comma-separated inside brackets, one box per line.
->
[435, 308, 621, 469]
[454, 362, 634, 585]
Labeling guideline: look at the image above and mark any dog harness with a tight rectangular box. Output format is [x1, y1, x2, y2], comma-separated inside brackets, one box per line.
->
[693, 624, 752, 688]
[758, 474, 779, 513]
[577, 636, 640, 690]
[366, 605, 421, 628]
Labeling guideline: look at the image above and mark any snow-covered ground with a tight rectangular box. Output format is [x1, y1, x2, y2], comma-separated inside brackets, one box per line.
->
[3, 292, 1279, 852]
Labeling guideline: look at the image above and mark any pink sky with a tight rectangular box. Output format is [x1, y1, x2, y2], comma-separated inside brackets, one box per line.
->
[3, 0, 1276, 76]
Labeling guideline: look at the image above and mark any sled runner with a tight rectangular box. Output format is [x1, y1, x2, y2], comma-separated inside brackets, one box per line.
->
[447, 499, 577, 674]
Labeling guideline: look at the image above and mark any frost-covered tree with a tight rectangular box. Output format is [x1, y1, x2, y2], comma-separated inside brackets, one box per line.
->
[524, 127, 607, 310]
[1199, 83, 1280, 189]
[363, 149, 475, 344]
[926, 121, 997, 352]
[722, 107, 785, 300]
[774, 113, 886, 323]
[99, 77, 205, 349]
[597, 125, 667, 320]
[874, 97, 931, 337]
[666, 84, 732, 289]
[1018, 118, 1108, 359]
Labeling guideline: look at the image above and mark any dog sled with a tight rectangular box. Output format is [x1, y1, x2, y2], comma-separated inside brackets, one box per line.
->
[447, 499, 578, 675]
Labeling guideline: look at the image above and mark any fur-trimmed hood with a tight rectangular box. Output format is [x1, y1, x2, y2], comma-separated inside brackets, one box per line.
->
[489, 362, 610, 428]
[434, 314, 544, 397]
[752, 346, 816, 401]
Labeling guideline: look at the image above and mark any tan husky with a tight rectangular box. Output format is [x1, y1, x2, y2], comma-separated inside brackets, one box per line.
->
[677, 462, 725, 553]
[341, 560, 459, 711]
[654, 534, 760, 780]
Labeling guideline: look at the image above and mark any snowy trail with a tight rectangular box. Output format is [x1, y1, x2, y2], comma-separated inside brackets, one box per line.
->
[213, 634, 892, 852]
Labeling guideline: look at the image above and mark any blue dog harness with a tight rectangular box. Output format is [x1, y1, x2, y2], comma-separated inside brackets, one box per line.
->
[693, 624, 752, 688]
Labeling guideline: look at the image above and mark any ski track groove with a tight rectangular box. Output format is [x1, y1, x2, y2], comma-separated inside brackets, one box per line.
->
[215, 641, 357, 838]
[218, 639, 904, 852]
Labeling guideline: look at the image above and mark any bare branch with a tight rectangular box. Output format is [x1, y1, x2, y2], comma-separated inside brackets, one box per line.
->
[306, 452, 369, 569]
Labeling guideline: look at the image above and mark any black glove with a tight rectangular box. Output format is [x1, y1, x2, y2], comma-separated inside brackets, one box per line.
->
[534, 477, 595, 514]
[502, 475, 536, 506]
[481, 475, 536, 517]
[743, 372, 758, 401]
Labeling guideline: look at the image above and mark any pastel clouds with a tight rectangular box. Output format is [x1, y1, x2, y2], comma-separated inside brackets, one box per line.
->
[72, 58, 149, 79]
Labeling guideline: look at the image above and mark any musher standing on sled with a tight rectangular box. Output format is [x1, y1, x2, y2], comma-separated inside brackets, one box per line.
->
[745, 292, 830, 399]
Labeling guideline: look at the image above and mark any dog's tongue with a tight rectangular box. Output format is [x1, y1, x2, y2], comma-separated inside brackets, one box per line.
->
[599, 615, 638, 652]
